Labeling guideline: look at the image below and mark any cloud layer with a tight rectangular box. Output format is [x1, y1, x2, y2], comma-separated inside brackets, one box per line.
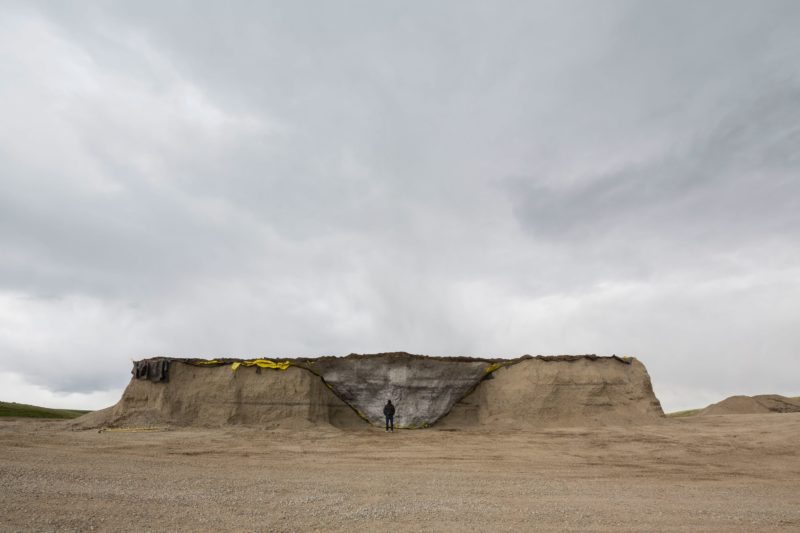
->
[2, 1, 799, 411]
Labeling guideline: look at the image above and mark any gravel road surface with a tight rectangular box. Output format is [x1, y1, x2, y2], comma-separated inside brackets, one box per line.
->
[2, 413, 799, 531]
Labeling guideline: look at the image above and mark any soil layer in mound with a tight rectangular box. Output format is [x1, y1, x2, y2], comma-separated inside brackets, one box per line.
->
[76, 362, 364, 429]
[439, 356, 663, 428]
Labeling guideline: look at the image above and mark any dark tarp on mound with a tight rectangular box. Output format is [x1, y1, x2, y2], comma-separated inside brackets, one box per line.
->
[132, 358, 170, 383]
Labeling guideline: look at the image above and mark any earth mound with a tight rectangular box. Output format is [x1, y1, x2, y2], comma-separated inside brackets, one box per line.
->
[699, 395, 800, 416]
[438, 356, 663, 428]
[75, 362, 363, 429]
[75, 353, 665, 429]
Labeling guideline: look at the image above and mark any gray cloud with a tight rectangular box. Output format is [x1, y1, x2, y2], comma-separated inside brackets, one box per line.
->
[508, 85, 800, 249]
[1, 1, 799, 410]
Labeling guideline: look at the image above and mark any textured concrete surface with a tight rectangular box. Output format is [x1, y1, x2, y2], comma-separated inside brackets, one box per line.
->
[302, 353, 493, 427]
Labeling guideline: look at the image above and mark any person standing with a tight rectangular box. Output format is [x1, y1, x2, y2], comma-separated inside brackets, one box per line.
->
[383, 400, 395, 432]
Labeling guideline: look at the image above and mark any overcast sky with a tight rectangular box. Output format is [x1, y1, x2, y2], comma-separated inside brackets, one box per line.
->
[1, 1, 798, 412]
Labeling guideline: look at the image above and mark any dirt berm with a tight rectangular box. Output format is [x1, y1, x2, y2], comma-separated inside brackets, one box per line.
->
[439, 356, 664, 428]
[699, 394, 800, 416]
[76, 353, 664, 429]
[76, 363, 364, 430]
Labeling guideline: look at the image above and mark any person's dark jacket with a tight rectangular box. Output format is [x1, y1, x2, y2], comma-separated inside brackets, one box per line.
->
[383, 402, 395, 417]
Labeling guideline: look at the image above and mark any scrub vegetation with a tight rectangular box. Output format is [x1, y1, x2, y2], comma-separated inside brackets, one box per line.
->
[0, 401, 90, 419]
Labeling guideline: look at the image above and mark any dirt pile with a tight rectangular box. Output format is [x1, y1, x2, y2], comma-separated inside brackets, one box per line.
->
[439, 356, 664, 428]
[699, 394, 800, 416]
[76, 353, 665, 429]
[76, 362, 363, 429]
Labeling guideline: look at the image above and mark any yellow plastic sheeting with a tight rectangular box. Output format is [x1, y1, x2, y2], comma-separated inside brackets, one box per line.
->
[230, 359, 291, 372]
[484, 362, 504, 374]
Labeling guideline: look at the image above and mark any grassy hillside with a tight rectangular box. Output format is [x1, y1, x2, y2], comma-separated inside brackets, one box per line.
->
[0, 401, 90, 419]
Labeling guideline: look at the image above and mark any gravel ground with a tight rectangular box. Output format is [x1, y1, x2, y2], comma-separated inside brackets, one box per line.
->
[1, 413, 799, 532]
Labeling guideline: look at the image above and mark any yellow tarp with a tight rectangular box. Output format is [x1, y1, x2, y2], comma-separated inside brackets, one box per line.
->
[187, 359, 291, 371]
[484, 362, 504, 374]
[230, 359, 291, 372]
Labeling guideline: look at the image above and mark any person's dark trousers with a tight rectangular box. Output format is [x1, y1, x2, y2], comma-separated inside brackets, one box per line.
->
[385, 415, 394, 431]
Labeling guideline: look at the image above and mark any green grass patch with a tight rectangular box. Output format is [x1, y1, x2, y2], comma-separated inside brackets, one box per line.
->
[666, 408, 702, 418]
[0, 401, 90, 419]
